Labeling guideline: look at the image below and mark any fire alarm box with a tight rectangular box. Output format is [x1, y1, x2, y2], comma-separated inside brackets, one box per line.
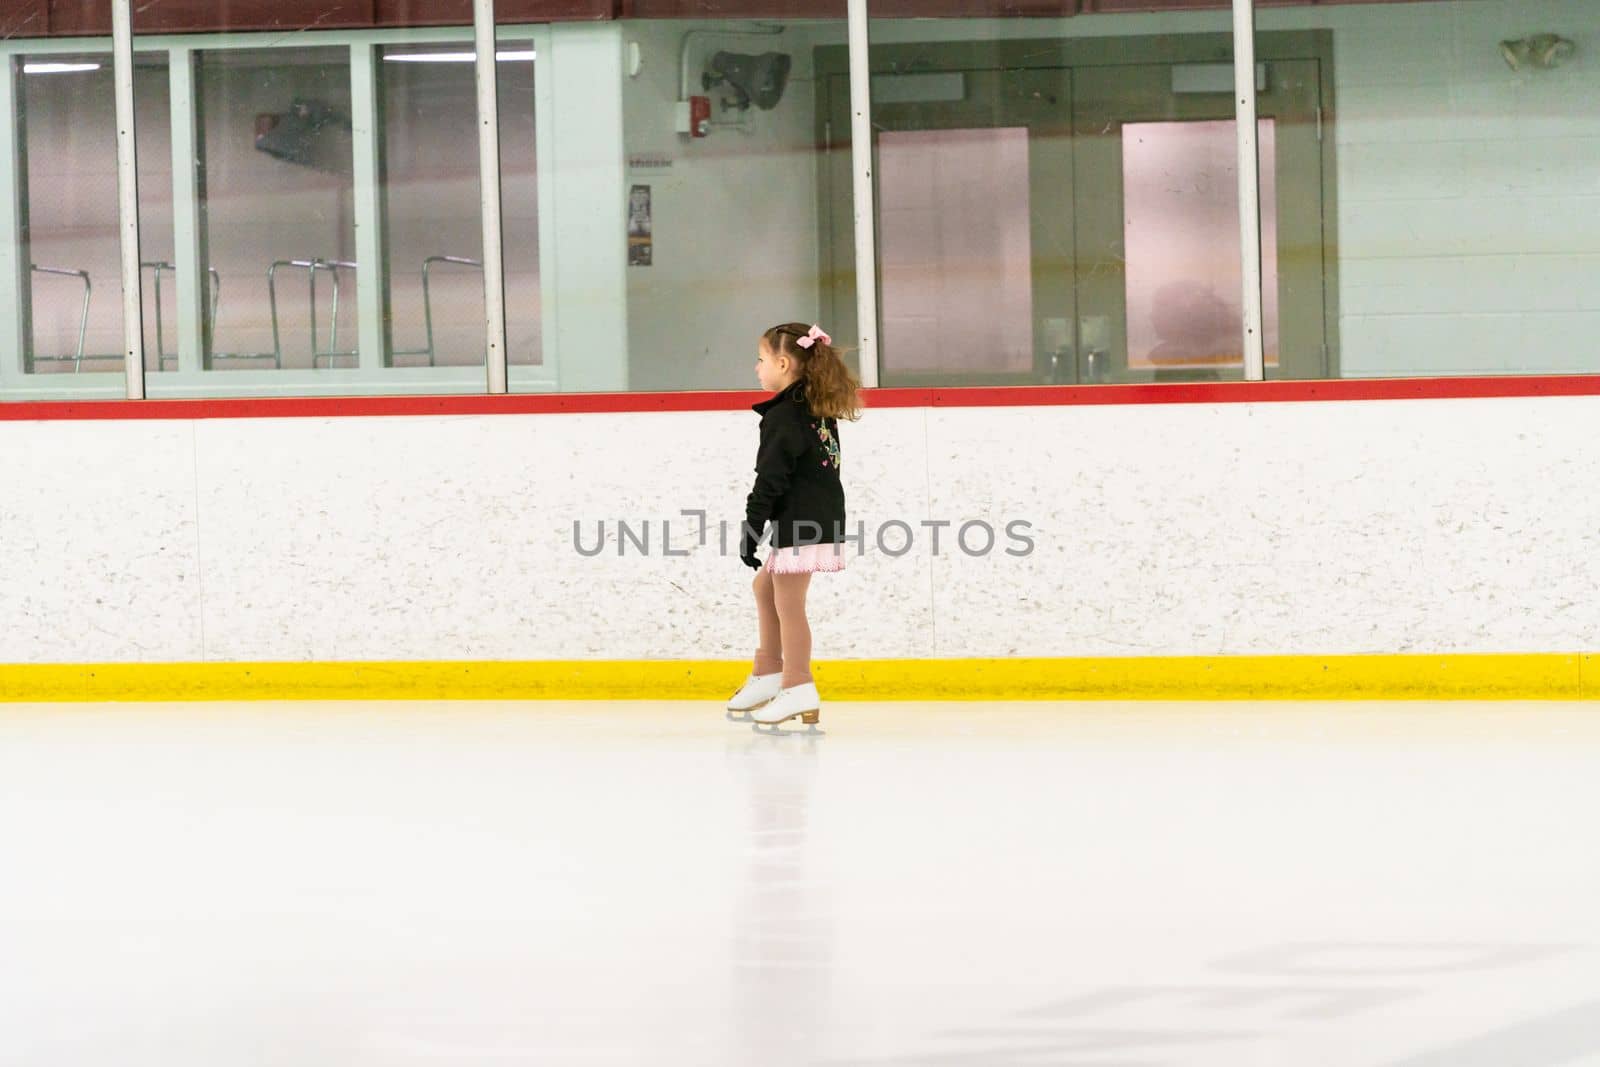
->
[675, 95, 711, 138]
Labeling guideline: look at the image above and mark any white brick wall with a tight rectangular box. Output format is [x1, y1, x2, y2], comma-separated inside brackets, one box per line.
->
[1261, 0, 1600, 376]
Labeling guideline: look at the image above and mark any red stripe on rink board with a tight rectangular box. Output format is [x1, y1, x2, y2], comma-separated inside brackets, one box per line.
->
[4, 376, 1600, 421]
[0, 388, 936, 421]
[933, 376, 1600, 407]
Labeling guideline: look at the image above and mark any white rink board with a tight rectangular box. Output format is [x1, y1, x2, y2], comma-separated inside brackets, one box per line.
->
[2, 394, 1598, 663]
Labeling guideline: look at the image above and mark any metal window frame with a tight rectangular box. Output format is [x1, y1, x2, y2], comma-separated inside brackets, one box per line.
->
[0, 57, 29, 392]
[349, 42, 387, 376]
[169, 46, 205, 375]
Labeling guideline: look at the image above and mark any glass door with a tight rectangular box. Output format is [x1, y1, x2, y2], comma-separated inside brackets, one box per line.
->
[1073, 58, 1328, 382]
[821, 56, 1074, 387]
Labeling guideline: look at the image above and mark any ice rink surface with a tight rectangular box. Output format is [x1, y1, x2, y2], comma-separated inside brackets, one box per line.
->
[2, 699, 1599, 1067]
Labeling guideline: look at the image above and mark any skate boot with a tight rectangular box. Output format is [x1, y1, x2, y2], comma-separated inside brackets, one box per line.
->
[751, 682, 822, 734]
[727, 671, 783, 721]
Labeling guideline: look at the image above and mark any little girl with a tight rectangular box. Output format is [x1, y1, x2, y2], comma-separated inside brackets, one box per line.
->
[727, 322, 863, 729]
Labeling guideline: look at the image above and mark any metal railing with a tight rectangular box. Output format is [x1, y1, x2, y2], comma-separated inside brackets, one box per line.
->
[28, 265, 93, 372]
[267, 258, 359, 369]
[24, 254, 486, 374]
[393, 255, 484, 368]
[142, 261, 221, 371]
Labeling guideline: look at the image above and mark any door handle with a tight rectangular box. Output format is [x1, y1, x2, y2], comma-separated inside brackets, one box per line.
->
[1044, 344, 1074, 385]
[1081, 348, 1108, 384]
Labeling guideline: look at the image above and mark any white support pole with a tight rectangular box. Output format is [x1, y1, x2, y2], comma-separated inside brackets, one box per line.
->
[1233, 0, 1266, 382]
[845, 0, 880, 388]
[474, 0, 509, 393]
[169, 48, 204, 373]
[350, 43, 386, 372]
[111, 0, 146, 398]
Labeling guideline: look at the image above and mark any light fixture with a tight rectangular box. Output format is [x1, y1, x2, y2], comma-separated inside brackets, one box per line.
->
[22, 62, 102, 74]
[1529, 33, 1576, 68]
[702, 51, 791, 111]
[1499, 34, 1575, 71]
[382, 50, 535, 64]
[254, 98, 351, 173]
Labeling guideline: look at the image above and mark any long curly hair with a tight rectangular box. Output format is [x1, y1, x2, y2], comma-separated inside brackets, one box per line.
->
[762, 322, 864, 422]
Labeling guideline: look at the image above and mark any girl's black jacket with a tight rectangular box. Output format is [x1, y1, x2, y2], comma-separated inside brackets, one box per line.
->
[742, 379, 846, 552]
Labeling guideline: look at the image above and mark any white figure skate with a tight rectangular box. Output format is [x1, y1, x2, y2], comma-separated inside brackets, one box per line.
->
[751, 682, 823, 735]
[726, 671, 782, 722]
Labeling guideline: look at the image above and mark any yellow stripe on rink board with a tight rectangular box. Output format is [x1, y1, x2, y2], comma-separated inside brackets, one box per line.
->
[1, 654, 1598, 702]
[0, 661, 747, 703]
[817, 655, 1593, 701]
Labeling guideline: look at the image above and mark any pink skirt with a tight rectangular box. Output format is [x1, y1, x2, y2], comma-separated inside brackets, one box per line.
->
[764, 542, 848, 574]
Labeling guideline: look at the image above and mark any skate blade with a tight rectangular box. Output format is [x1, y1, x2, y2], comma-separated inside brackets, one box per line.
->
[751, 710, 823, 736]
[725, 695, 776, 722]
[753, 723, 825, 737]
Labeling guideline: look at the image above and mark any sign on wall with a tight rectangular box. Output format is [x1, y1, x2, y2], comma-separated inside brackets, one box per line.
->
[628, 185, 653, 267]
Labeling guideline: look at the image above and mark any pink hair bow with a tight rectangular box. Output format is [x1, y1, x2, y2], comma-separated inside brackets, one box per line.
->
[795, 324, 832, 349]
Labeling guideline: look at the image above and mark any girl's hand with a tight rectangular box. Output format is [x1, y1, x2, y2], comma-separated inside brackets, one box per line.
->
[740, 553, 762, 570]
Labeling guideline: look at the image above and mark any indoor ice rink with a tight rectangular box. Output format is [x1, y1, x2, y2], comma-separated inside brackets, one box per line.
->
[4, 0, 1600, 1063]
[4, 699, 1600, 1065]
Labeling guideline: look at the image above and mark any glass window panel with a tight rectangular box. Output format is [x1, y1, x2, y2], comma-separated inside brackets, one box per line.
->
[549, 14, 854, 394]
[865, 4, 1328, 385]
[1256, 0, 1600, 379]
[193, 47, 355, 372]
[12, 52, 168, 386]
[378, 42, 539, 370]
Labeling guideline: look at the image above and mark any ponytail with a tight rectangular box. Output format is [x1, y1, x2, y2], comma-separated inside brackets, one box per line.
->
[762, 322, 864, 421]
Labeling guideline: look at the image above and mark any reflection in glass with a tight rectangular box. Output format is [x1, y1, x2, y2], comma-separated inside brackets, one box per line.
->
[1122, 119, 1278, 373]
